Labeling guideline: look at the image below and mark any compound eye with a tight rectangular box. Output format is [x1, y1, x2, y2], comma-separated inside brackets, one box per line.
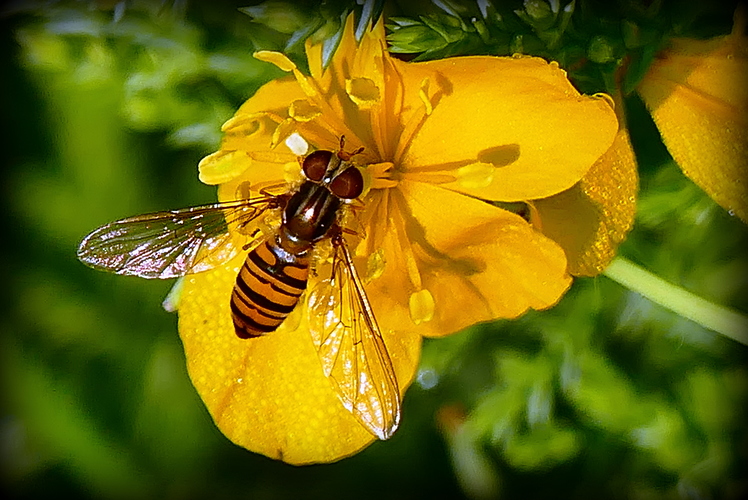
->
[302, 150, 333, 182]
[330, 166, 364, 199]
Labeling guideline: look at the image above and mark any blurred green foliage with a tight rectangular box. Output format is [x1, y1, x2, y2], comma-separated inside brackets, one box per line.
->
[1, 1, 746, 499]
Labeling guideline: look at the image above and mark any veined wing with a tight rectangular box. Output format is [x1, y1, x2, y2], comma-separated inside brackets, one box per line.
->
[77, 197, 279, 279]
[308, 234, 401, 440]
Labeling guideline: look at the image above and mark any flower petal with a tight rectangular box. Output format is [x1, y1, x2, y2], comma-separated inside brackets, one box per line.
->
[360, 181, 571, 338]
[535, 114, 638, 275]
[397, 56, 619, 201]
[233, 75, 306, 117]
[177, 254, 421, 464]
[638, 32, 748, 222]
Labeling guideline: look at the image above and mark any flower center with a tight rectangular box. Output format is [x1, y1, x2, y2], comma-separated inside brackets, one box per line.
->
[367, 162, 398, 190]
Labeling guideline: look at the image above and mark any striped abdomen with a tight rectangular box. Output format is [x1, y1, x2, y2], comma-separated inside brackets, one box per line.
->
[231, 238, 310, 338]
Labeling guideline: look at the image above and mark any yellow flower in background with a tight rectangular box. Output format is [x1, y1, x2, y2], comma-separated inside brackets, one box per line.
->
[178, 14, 625, 464]
[534, 93, 639, 277]
[638, 7, 748, 222]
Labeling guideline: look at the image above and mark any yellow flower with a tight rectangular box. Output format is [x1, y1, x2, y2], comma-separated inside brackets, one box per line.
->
[638, 7, 748, 222]
[177, 15, 623, 464]
[534, 92, 639, 277]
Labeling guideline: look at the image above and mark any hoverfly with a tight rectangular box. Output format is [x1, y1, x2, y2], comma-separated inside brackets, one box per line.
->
[77, 139, 400, 440]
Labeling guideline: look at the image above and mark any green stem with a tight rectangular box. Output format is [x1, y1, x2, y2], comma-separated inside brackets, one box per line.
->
[603, 257, 748, 346]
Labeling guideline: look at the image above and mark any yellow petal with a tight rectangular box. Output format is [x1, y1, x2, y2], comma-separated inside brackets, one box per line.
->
[235, 75, 306, 115]
[177, 254, 421, 464]
[359, 181, 571, 338]
[638, 30, 748, 222]
[535, 111, 638, 276]
[397, 56, 618, 201]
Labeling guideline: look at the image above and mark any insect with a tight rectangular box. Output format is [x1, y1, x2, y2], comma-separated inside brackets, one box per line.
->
[77, 141, 400, 440]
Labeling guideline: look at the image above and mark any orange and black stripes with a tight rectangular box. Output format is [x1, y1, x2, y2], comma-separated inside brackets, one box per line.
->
[231, 238, 310, 338]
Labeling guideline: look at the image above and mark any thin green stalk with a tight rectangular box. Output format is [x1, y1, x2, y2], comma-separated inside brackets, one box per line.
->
[603, 257, 748, 346]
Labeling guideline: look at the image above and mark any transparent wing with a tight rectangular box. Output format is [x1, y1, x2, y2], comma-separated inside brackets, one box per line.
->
[308, 235, 401, 440]
[77, 197, 278, 279]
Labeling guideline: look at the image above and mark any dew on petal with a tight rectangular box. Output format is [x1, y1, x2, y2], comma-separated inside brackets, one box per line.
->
[409, 288, 435, 325]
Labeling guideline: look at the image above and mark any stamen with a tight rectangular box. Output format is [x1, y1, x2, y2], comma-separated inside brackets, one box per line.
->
[255, 50, 361, 152]
[221, 113, 261, 134]
[221, 112, 283, 137]
[271, 118, 296, 149]
[283, 161, 305, 184]
[367, 162, 398, 190]
[391, 192, 423, 291]
[245, 150, 297, 164]
[370, 50, 403, 160]
[418, 78, 433, 115]
[346, 77, 381, 109]
[394, 77, 440, 165]
[366, 249, 386, 282]
[288, 100, 322, 122]
[456, 163, 496, 189]
[253, 50, 297, 72]
[198, 150, 252, 185]
[400, 171, 457, 185]
[409, 289, 435, 325]
[285, 133, 309, 156]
